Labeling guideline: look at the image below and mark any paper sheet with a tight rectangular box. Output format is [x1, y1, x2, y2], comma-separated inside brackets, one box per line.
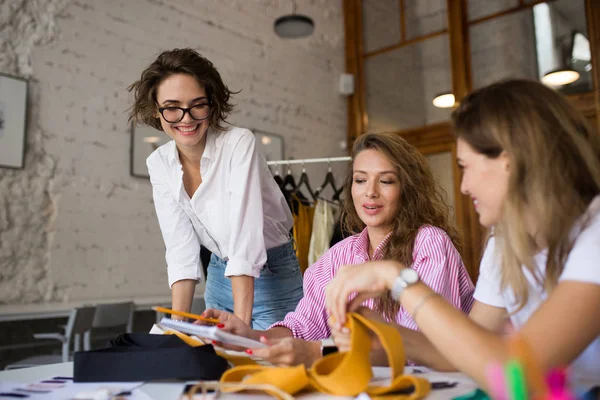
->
[0, 378, 151, 400]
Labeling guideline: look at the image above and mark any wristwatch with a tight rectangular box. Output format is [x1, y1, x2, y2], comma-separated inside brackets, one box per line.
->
[390, 268, 420, 300]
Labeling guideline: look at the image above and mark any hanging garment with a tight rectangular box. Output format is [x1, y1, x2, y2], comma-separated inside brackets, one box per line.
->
[218, 312, 431, 399]
[290, 195, 315, 273]
[329, 216, 349, 247]
[308, 200, 338, 266]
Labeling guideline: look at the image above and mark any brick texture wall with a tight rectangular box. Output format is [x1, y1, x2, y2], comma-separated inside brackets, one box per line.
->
[0, 0, 347, 305]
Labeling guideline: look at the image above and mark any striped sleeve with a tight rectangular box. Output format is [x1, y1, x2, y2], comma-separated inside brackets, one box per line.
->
[401, 227, 475, 330]
[268, 249, 334, 340]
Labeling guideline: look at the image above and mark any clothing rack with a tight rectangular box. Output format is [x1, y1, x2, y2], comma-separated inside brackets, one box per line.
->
[266, 156, 351, 166]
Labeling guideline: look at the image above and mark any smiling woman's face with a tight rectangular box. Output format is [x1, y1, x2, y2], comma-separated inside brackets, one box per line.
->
[457, 138, 510, 227]
[155, 73, 211, 151]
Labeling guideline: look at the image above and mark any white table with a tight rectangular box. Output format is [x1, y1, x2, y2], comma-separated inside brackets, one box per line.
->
[0, 362, 479, 399]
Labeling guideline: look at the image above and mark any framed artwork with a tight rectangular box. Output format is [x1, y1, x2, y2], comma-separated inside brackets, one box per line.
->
[130, 124, 169, 178]
[0, 73, 28, 169]
[254, 129, 284, 162]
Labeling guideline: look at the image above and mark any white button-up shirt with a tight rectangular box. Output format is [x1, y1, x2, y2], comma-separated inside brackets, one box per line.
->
[146, 126, 293, 287]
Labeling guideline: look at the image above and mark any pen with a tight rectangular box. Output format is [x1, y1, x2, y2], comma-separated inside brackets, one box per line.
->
[505, 359, 527, 400]
[152, 306, 220, 324]
[486, 362, 507, 400]
[431, 381, 459, 389]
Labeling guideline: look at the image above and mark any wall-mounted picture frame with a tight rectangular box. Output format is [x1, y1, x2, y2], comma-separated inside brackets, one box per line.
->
[254, 129, 284, 162]
[130, 123, 169, 178]
[0, 73, 28, 169]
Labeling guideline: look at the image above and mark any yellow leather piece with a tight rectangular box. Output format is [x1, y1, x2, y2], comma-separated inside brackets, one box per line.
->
[222, 364, 309, 395]
[164, 329, 259, 366]
[215, 352, 259, 366]
[220, 313, 431, 399]
[163, 329, 204, 347]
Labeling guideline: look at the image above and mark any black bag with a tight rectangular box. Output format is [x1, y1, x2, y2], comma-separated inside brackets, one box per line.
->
[73, 333, 229, 382]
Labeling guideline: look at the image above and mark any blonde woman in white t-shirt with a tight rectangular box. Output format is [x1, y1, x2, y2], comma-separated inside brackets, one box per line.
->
[325, 79, 600, 395]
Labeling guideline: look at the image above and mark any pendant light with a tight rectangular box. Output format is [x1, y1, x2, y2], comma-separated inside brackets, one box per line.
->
[541, 35, 581, 87]
[541, 68, 580, 86]
[432, 92, 456, 108]
[274, 0, 314, 39]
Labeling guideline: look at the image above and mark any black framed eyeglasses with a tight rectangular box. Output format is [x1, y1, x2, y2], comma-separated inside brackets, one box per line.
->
[158, 103, 211, 123]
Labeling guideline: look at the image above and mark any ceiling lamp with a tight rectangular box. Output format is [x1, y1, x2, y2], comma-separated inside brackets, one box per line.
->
[432, 92, 456, 108]
[541, 68, 580, 87]
[274, 0, 314, 39]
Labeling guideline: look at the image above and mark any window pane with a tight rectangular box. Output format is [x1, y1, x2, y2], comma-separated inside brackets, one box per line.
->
[470, 0, 591, 95]
[364, 34, 452, 132]
[427, 151, 456, 222]
[404, 0, 447, 40]
[362, 0, 401, 53]
[468, 0, 518, 22]
[470, 8, 539, 88]
[535, 0, 591, 94]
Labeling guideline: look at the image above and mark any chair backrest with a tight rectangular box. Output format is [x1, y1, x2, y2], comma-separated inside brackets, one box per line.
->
[65, 306, 97, 337]
[92, 301, 135, 332]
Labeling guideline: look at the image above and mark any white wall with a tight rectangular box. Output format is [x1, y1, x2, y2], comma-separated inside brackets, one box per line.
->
[0, 0, 347, 304]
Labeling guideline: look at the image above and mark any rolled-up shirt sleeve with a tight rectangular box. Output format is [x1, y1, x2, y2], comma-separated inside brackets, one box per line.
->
[147, 157, 202, 287]
[268, 252, 332, 340]
[412, 231, 475, 314]
[224, 131, 267, 278]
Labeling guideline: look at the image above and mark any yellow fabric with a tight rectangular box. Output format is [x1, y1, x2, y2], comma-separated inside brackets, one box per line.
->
[292, 196, 315, 273]
[219, 313, 431, 399]
[163, 329, 204, 347]
[163, 329, 260, 366]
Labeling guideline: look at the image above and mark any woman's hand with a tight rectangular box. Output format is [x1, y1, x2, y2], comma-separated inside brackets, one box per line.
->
[248, 337, 322, 368]
[330, 325, 351, 352]
[325, 260, 403, 327]
[329, 307, 385, 352]
[199, 308, 257, 341]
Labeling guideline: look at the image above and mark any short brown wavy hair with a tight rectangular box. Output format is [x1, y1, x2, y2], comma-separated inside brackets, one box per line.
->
[128, 48, 236, 132]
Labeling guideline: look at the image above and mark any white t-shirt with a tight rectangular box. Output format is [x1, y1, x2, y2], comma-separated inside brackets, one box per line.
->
[474, 196, 600, 391]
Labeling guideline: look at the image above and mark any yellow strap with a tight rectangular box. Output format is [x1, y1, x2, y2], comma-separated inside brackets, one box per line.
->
[220, 313, 431, 399]
[164, 329, 259, 366]
[163, 329, 204, 347]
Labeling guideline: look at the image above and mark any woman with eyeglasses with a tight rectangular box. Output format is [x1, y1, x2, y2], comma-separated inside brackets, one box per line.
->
[128, 48, 303, 329]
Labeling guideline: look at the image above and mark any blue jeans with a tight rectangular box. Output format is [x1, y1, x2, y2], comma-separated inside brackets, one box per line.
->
[204, 240, 303, 330]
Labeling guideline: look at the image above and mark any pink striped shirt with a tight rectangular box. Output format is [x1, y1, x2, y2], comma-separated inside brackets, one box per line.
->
[269, 225, 475, 340]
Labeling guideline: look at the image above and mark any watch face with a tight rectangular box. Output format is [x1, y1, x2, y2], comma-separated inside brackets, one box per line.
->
[401, 268, 419, 284]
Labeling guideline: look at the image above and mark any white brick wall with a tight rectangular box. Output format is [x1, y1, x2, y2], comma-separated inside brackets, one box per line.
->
[0, 0, 347, 304]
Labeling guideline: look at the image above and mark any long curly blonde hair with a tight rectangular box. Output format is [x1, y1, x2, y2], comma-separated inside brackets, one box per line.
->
[452, 79, 600, 311]
[340, 132, 461, 321]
